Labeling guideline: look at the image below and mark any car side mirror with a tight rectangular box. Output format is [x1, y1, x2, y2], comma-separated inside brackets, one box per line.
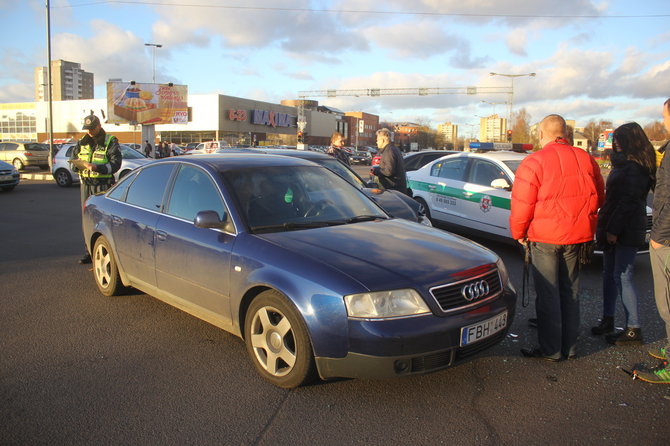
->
[491, 178, 511, 190]
[194, 210, 227, 229]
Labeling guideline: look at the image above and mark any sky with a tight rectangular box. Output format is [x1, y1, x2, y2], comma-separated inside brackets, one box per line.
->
[1, 0, 669, 135]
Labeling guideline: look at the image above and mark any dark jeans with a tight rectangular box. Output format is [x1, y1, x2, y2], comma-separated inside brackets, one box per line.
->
[531, 241, 581, 358]
[602, 243, 640, 327]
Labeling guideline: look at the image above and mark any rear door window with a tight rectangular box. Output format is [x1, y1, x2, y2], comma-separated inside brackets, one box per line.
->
[124, 164, 174, 211]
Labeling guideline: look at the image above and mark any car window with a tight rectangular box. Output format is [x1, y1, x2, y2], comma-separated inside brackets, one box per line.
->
[25, 143, 49, 151]
[468, 160, 510, 186]
[66, 146, 74, 157]
[120, 146, 145, 159]
[503, 160, 522, 174]
[166, 165, 226, 222]
[5, 143, 18, 151]
[124, 164, 174, 211]
[108, 170, 139, 201]
[315, 158, 364, 188]
[431, 158, 467, 181]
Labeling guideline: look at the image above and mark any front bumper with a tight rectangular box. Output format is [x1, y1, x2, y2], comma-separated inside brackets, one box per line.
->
[315, 288, 516, 380]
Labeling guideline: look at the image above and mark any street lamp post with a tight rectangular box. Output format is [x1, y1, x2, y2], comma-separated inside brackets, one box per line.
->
[489, 72, 536, 124]
[144, 43, 162, 83]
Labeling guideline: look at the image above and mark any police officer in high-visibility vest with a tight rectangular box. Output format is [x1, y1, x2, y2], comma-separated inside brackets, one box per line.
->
[71, 113, 122, 264]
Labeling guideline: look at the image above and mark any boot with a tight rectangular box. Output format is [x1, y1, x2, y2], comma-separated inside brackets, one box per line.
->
[591, 316, 614, 335]
[606, 327, 643, 345]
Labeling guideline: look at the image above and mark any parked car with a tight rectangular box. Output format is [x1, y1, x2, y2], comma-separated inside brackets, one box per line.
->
[187, 140, 232, 155]
[52, 143, 152, 187]
[407, 151, 652, 252]
[125, 143, 142, 151]
[0, 141, 50, 170]
[82, 154, 516, 388]
[0, 160, 20, 191]
[403, 150, 458, 172]
[252, 148, 431, 225]
[350, 150, 372, 165]
[184, 142, 200, 151]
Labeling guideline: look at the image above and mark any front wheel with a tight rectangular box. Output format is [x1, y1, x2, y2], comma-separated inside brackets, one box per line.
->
[54, 168, 73, 187]
[244, 290, 316, 388]
[414, 196, 432, 222]
[92, 236, 124, 296]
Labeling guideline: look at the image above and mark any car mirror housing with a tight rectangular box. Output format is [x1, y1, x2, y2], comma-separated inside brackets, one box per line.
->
[194, 210, 227, 229]
[491, 178, 511, 190]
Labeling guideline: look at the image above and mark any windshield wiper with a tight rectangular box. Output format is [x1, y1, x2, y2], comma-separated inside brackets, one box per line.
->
[251, 221, 345, 233]
[346, 215, 387, 223]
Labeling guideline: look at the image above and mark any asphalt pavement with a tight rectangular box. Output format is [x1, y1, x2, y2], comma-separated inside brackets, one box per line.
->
[1, 176, 669, 445]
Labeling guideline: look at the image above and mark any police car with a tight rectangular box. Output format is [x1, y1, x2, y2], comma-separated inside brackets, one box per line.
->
[407, 151, 524, 241]
[407, 151, 653, 251]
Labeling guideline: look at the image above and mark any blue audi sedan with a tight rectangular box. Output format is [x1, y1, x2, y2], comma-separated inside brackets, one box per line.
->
[82, 154, 516, 388]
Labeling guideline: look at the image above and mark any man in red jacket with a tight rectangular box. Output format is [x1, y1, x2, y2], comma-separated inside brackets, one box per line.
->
[510, 114, 605, 361]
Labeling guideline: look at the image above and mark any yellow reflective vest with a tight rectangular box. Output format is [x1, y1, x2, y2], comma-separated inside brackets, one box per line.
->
[77, 134, 115, 179]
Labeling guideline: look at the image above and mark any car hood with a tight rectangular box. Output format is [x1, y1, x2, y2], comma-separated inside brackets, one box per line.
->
[363, 188, 417, 221]
[254, 219, 497, 290]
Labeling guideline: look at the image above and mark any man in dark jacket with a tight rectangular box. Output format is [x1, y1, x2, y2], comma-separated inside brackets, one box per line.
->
[71, 114, 122, 264]
[641, 97, 670, 383]
[372, 128, 407, 194]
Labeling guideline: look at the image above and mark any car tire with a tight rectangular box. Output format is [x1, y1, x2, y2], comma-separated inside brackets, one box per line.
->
[414, 197, 432, 222]
[54, 168, 73, 187]
[92, 236, 124, 297]
[244, 290, 316, 388]
[12, 158, 24, 171]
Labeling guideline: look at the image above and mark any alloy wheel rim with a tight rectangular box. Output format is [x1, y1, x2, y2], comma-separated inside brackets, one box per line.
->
[250, 306, 296, 377]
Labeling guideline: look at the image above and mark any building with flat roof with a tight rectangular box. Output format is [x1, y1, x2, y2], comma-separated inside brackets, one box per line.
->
[35, 60, 94, 101]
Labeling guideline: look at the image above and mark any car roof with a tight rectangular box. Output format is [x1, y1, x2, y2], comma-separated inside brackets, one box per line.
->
[404, 150, 457, 157]
[441, 150, 528, 162]
[152, 153, 319, 172]
[253, 148, 331, 160]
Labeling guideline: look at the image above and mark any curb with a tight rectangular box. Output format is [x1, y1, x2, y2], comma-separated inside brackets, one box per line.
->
[20, 172, 54, 181]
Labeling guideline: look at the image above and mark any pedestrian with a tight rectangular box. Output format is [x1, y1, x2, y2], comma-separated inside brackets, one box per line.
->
[591, 122, 656, 345]
[510, 114, 605, 361]
[164, 141, 172, 158]
[637, 98, 670, 383]
[144, 139, 152, 157]
[371, 128, 408, 194]
[70, 113, 122, 264]
[326, 131, 350, 165]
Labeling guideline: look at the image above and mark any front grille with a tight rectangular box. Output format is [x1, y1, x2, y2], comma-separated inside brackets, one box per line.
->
[410, 350, 453, 372]
[430, 269, 502, 313]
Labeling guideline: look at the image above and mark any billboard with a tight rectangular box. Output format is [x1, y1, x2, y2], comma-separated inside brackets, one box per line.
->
[107, 81, 188, 125]
[597, 129, 614, 150]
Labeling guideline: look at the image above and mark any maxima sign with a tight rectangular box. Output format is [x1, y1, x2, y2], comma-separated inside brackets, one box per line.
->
[250, 109, 293, 128]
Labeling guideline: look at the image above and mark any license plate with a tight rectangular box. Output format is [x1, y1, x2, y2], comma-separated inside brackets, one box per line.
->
[0, 174, 11, 181]
[460, 311, 508, 346]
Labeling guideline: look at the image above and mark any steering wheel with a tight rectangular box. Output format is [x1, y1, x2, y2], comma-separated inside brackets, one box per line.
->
[302, 200, 333, 218]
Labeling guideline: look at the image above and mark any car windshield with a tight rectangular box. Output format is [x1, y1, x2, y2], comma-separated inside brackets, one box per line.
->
[25, 143, 49, 151]
[223, 165, 386, 233]
[120, 145, 146, 159]
[502, 160, 523, 173]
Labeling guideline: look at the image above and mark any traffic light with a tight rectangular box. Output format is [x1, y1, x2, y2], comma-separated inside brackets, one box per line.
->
[507, 130, 513, 142]
[297, 131, 303, 143]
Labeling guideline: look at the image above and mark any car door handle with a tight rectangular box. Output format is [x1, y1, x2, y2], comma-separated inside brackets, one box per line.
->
[111, 216, 123, 225]
[428, 185, 436, 190]
[156, 230, 168, 241]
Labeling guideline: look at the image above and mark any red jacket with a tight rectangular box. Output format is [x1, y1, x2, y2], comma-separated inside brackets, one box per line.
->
[510, 140, 605, 244]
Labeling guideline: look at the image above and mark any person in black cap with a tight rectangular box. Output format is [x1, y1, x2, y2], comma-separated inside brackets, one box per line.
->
[71, 113, 122, 264]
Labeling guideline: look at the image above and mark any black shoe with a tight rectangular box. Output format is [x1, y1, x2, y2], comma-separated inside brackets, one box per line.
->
[78, 253, 92, 264]
[528, 318, 538, 328]
[521, 347, 561, 362]
[606, 327, 643, 345]
[591, 316, 614, 335]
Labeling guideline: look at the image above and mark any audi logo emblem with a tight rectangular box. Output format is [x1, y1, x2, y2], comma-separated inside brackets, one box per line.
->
[461, 280, 490, 301]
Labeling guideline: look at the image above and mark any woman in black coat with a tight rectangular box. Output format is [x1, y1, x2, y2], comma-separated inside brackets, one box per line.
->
[592, 122, 656, 344]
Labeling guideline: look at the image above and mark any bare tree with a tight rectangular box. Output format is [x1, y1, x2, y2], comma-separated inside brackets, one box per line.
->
[510, 108, 532, 144]
[644, 120, 668, 141]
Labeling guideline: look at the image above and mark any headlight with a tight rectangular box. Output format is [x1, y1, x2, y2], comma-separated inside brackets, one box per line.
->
[344, 289, 430, 319]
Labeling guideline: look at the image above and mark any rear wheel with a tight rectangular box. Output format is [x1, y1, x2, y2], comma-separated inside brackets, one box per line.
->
[414, 197, 432, 221]
[54, 168, 73, 187]
[93, 236, 123, 296]
[244, 290, 316, 388]
[12, 158, 24, 171]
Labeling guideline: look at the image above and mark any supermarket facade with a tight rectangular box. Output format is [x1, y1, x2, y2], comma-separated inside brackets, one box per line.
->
[0, 93, 380, 148]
